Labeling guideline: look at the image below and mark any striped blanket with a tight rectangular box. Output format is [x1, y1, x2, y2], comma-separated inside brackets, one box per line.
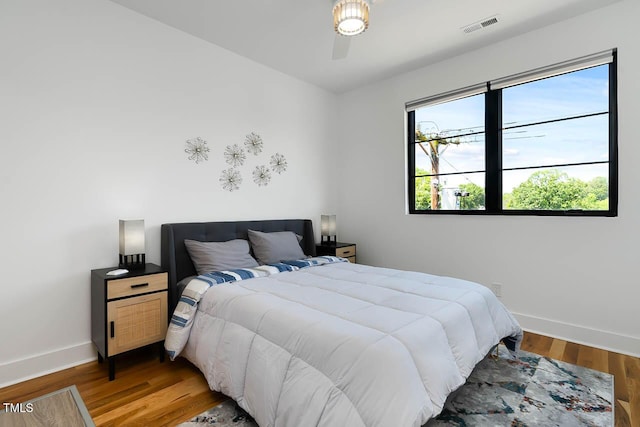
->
[165, 256, 346, 359]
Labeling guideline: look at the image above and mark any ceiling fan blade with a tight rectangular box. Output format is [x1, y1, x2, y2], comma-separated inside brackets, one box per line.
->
[332, 35, 351, 60]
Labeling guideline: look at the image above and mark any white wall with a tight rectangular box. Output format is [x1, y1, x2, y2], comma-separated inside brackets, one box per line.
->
[0, 0, 337, 386]
[336, 0, 640, 356]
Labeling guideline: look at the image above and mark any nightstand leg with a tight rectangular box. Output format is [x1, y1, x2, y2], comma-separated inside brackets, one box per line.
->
[97, 352, 104, 363]
[159, 341, 165, 363]
[108, 357, 115, 381]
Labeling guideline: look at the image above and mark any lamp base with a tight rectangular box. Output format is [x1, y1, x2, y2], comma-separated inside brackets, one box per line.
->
[321, 236, 337, 245]
[119, 253, 146, 270]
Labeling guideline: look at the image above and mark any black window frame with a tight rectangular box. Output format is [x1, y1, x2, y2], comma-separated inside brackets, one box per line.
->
[407, 50, 618, 217]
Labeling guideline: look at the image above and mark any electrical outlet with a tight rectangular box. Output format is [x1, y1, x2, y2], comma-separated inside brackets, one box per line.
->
[491, 283, 502, 298]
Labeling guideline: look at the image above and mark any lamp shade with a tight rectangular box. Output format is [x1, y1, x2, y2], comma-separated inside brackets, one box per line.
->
[119, 219, 145, 255]
[321, 215, 337, 244]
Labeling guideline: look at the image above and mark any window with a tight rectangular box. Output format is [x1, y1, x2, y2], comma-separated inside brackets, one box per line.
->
[407, 50, 617, 216]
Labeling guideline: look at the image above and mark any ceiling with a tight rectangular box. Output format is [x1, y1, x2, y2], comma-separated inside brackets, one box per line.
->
[107, 0, 619, 93]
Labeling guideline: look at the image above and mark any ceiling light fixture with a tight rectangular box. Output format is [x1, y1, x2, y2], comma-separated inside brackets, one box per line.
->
[333, 0, 370, 36]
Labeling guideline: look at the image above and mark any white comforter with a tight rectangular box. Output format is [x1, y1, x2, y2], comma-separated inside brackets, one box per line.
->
[180, 262, 522, 427]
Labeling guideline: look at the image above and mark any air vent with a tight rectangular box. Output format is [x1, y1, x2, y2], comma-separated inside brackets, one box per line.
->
[481, 17, 498, 27]
[463, 23, 482, 34]
[462, 15, 500, 34]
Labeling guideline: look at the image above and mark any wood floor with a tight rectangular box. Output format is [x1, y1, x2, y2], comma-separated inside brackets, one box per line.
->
[0, 331, 638, 426]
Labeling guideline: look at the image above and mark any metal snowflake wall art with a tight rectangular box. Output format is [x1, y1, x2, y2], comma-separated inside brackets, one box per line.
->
[220, 168, 243, 192]
[252, 165, 271, 187]
[224, 144, 246, 167]
[244, 132, 264, 155]
[185, 137, 210, 163]
[269, 153, 288, 174]
[195, 130, 289, 192]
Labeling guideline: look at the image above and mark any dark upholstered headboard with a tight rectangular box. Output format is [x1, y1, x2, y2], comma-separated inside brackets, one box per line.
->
[161, 219, 316, 313]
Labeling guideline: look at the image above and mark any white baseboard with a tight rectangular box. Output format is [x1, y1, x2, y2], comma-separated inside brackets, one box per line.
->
[0, 342, 96, 389]
[513, 312, 640, 358]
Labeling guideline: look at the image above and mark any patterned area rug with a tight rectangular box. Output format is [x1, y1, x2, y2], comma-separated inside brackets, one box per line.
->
[178, 346, 613, 427]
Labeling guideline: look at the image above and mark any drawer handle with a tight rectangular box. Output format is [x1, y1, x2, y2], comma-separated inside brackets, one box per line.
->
[130, 283, 149, 289]
[110, 321, 115, 338]
[342, 251, 351, 255]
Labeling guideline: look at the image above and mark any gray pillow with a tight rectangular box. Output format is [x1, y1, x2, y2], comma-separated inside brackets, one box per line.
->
[247, 230, 306, 264]
[184, 239, 259, 275]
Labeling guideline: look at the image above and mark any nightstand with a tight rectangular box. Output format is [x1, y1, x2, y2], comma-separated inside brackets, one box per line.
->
[91, 263, 168, 380]
[316, 242, 356, 263]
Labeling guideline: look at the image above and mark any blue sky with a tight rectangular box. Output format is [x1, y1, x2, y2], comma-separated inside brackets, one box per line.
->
[414, 65, 610, 193]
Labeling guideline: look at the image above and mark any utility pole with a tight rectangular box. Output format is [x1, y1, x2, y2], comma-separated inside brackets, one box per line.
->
[416, 122, 462, 210]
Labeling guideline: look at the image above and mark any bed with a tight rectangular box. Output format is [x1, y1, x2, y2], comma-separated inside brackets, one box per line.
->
[161, 219, 523, 427]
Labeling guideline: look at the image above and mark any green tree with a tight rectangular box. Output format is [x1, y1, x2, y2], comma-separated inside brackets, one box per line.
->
[415, 167, 431, 210]
[587, 177, 608, 202]
[458, 182, 485, 210]
[578, 177, 608, 209]
[507, 169, 596, 210]
[503, 193, 513, 209]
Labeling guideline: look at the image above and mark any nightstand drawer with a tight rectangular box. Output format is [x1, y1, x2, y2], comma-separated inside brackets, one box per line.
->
[336, 245, 356, 258]
[107, 273, 168, 300]
[317, 242, 357, 263]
